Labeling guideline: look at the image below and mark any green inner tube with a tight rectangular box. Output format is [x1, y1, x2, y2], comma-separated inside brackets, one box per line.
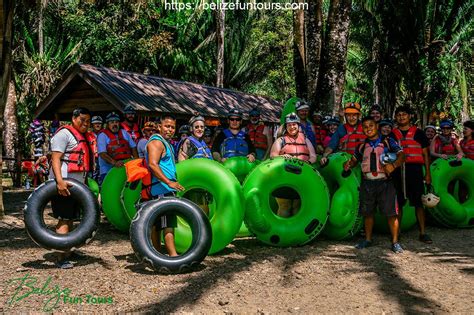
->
[280, 97, 299, 125]
[122, 180, 142, 221]
[223, 156, 261, 183]
[373, 203, 417, 233]
[243, 157, 330, 247]
[87, 177, 100, 197]
[101, 166, 131, 232]
[175, 159, 244, 254]
[315, 152, 363, 240]
[429, 158, 474, 228]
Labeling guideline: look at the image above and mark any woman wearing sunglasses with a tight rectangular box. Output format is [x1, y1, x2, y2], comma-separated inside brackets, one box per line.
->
[430, 119, 464, 161]
[178, 115, 213, 161]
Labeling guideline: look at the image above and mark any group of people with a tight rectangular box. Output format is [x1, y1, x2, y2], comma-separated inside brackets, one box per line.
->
[45, 100, 474, 268]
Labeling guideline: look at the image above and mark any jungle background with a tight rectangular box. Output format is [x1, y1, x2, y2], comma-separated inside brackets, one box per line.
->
[0, 0, 473, 213]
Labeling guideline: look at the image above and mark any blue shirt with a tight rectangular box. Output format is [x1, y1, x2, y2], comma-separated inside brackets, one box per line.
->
[97, 129, 136, 175]
[328, 124, 349, 151]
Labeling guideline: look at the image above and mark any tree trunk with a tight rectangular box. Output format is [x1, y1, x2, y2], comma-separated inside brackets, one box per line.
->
[38, 0, 45, 56]
[305, 0, 323, 108]
[293, 0, 307, 99]
[216, 0, 225, 88]
[0, 0, 14, 217]
[3, 80, 18, 183]
[316, 0, 352, 115]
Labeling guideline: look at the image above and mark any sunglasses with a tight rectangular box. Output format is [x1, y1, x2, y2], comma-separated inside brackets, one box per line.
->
[229, 118, 242, 122]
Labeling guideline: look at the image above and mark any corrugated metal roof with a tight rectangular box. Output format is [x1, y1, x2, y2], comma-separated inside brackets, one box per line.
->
[36, 63, 282, 122]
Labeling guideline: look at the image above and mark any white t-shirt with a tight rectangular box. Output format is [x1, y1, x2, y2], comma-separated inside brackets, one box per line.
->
[49, 128, 87, 182]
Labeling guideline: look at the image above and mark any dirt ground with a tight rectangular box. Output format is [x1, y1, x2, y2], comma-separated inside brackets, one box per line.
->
[1, 189, 473, 314]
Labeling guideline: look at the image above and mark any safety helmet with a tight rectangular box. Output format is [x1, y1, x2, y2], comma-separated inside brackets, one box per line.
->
[123, 105, 136, 115]
[249, 108, 260, 116]
[178, 125, 190, 135]
[424, 125, 437, 132]
[227, 109, 242, 119]
[295, 100, 310, 111]
[421, 185, 440, 208]
[105, 112, 120, 123]
[91, 116, 103, 124]
[344, 102, 361, 114]
[323, 116, 340, 126]
[439, 119, 454, 129]
[189, 115, 205, 126]
[379, 119, 394, 128]
[285, 112, 301, 124]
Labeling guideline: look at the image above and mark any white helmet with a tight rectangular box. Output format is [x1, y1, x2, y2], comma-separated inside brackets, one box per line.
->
[421, 192, 440, 208]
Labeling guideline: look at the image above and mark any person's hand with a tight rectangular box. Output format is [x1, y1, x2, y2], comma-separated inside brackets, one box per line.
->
[424, 172, 432, 185]
[343, 160, 351, 171]
[456, 153, 464, 160]
[441, 154, 448, 160]
[383, 163, 395, 175]
[221, 157, 227, 163]
[168, 181, 185, 191]
[114, 160, 125, 167]
[320, 156, 328, 166]
[247, 154, 256, 163]
[56, 180, 72, 196]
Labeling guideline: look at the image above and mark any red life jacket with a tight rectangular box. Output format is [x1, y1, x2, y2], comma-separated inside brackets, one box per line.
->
[89, 132, 98, 158]
[103, 129, 133, 161]
[247, 123, 268, 149]
[279, 133, 310, 161]
[434, 135, 456, 155]
[313, 124, 327, 146]
[56, 125, 94, 173]
[392, 126, 424, 164]
[339, 123, 366, 155]
[460, 138, 474, 159]
[121, 122, 141, 143]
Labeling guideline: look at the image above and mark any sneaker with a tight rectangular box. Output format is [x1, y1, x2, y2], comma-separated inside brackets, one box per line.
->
[55, 260, 73, 269]
[355, 240, 372, 249]
[419, 234, 433, 244]
[391, 242, 403, 253]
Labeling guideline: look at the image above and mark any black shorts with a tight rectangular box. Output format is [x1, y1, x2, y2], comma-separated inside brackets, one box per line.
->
[142, 191, 177, 229]
[51, 195, 81, 221]
[359, 178, 398, 217]
[393, 164, 425, 208]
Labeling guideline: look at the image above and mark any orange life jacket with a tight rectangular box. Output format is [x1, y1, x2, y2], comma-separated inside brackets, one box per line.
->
[313, 124, 327, 146]
[392, 126, 424, 164]
[121, 122, 141, 143]
[339, 123, 366, 155]
[103, 129, 133, 161]
[57, 125, 94, 173]
[247, 123, 268, 149]
[460, 138, 474, 159]
[123, 158, 155, 201]
[279, 133, 310, 161]
[434, 135, 456, 155]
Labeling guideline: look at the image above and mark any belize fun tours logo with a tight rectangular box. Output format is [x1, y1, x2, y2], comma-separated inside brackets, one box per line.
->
[5, 273, 113, 311]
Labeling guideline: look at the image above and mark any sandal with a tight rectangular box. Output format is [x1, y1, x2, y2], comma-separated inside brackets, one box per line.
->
[355, 240, 372, 249]
[391, 242, 403, 253]
[55, 260, 73, 269]
[419, 234, 433, 244]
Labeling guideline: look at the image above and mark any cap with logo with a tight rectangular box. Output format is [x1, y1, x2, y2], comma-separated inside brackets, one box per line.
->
[105, 112, 120, 122]
[91, 116, 103, 124]
[344, 102, 361, 114]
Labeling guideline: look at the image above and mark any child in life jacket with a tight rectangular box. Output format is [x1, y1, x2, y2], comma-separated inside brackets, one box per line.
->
[344, 116, 406, 253]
